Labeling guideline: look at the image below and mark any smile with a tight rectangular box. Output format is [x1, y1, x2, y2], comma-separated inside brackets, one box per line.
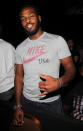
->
[27, 24, 33, 29]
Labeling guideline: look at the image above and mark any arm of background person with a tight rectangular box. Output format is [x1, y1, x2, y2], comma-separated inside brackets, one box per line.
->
[60, 56, 76, 87]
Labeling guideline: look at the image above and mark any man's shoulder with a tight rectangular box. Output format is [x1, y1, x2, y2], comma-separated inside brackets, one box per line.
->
[44, 32, 67, 46]
[44, 32, 66, 44]
[45, 32, 59, 40]
[0, 39, 15, 49]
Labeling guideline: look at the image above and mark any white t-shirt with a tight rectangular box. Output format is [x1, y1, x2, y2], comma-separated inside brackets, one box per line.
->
[0, 39, 15, 93]
[16, 32, 71, 102]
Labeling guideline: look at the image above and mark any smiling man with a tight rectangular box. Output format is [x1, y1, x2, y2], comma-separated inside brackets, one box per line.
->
[13, 4, 76, 129]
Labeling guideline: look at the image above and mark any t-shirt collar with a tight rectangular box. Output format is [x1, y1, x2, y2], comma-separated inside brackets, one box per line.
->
[28, 32, 46, 42]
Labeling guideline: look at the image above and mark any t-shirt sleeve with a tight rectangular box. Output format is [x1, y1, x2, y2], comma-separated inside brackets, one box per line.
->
[15, 47, 23, 64]
[57, 36, 71, 59]
[12, 46, 16, 65]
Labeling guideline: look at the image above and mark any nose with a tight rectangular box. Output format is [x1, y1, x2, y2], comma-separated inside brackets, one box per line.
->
[26, 17, 31, 24]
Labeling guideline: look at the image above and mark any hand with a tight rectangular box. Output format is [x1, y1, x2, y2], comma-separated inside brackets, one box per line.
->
[13, 108, 24, 126]
[38, 73, 60, 96]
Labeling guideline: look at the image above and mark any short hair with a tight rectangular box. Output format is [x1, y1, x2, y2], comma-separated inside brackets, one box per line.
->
[19, 4, 40, 17]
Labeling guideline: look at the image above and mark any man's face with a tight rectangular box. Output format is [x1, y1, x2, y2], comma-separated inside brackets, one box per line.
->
[20, 7, 41, 36]
[67, 40, 74, 51]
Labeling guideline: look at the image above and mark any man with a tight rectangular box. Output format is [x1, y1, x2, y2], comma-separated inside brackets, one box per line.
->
[0, 25, 15, 130]
[13, 5, 76, 129]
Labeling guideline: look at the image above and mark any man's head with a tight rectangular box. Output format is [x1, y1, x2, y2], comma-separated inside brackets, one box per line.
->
[19, 5, 41, 36]
[67, 40, 74, 52]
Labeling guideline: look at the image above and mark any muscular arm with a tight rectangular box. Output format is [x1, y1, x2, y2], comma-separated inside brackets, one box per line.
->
[15, 64, 24, 106]
[60, 56, 76, 87]
[38, 56, 76, 96]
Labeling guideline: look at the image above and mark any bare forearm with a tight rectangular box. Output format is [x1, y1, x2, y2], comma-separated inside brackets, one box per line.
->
[60, 64, 76, 87]
[15, 75, 23, 105]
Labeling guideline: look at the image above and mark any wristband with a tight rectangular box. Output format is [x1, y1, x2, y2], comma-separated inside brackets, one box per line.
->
[14, 104, 22, 110]
[57, 78, 62, 88]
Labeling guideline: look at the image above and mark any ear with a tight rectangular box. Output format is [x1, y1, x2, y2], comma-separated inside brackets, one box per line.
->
[38, 15, 41, 22]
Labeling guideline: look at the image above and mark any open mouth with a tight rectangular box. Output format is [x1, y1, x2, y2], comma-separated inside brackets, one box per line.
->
[27, 24, 33, 29]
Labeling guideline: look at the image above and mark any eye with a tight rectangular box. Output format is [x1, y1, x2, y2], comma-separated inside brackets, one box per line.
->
[29, 15, 34, 18]
[21, 17, 26, 22]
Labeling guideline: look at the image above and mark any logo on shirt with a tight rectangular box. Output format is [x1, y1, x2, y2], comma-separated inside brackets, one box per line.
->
[23, 45, 46, 64]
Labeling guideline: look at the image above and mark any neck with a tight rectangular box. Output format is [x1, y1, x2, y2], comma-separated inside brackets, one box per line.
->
[29, 28, 43, 40]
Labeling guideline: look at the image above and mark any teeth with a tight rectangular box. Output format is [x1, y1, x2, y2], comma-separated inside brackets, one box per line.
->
[27, 24, 32, 28]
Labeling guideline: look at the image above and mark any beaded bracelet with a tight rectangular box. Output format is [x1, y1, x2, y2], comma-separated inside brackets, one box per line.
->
[57, 78, 62, 88]
[14, 104, 22, 110]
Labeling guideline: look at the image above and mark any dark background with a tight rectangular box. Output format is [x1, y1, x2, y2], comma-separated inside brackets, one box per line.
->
[0, 0, 83, 47]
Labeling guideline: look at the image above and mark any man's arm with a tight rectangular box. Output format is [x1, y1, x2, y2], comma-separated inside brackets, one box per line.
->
[13, 64, 24, 126]
[38, 56, 76, 96]
[60, 56, 76, 87]
[15, 64, 24, 106]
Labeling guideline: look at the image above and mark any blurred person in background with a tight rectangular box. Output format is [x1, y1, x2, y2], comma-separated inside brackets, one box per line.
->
[0, 24, 15, 130]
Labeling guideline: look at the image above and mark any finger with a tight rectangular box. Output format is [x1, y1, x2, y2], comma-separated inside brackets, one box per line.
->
[38, 91, 48, 96]
[39, 81, 46, 86]
[13, 119, 19, 126]
[39, 82, 47, 89]
[40, 88, 46, 91]
[16, 115, 22, 124]
[18, 121, 24, 126]
[16, 115, 21, 122]
[13, 119, 17, 126]
[19, 114, 24, 124]
[39, 73, 48, 80]
[40, 76, 46, 81]
[39, 85, 46, 89]
[13, 117, 24, 127]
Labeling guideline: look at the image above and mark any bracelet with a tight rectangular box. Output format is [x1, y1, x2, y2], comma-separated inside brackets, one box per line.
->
[57, 78, 62, 88]
[13, 104, 22, 110]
